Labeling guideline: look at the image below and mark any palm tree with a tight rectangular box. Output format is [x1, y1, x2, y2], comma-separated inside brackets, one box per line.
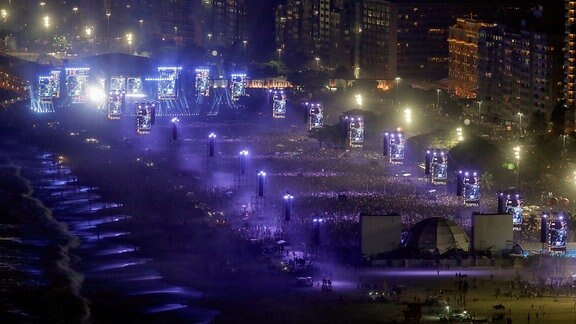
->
[479, 172, 494, 193]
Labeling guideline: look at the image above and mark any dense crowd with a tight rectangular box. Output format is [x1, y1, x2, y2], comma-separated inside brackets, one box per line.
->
[199, 132, 510, 261]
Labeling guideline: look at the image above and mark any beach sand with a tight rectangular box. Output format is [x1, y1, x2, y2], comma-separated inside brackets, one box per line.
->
[3, 105, 576, 324]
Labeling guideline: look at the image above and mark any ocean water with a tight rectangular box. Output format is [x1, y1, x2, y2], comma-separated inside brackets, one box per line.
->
[0, 145, 89, 322]
[0, 137, 219, 323]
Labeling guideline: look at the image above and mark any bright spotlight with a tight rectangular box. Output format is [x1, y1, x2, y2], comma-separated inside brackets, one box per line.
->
[88, 86, 106, 102]
[404, 108, 412, 124]
[355, 94, 363, 107]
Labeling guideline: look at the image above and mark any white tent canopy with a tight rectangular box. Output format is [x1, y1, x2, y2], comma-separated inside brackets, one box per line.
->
[404, 217, 470, 255]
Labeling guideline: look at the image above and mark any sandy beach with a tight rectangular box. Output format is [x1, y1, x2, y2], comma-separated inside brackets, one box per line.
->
[3, 104, 576, 324]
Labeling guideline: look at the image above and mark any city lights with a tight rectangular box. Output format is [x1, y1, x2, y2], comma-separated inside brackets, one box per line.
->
[126, 33, 133, 53]
[6, 3, 576, 322]
[404, 108, 412, 124]
[283, 192, 294, 221]
[456, 127, 463, 142]
[513, 146, 521, 188]
[257, 170, 266, 197]
[239, 150, 249, 175]
[208, 133, 216, 157]
[355, 94, 363, 107]
[106, 11, 111, 34]
[171, 117, 179, 141]
[87, 86, 105, 103]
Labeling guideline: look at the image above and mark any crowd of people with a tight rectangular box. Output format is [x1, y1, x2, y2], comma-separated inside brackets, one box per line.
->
[194, 130, 514, 264]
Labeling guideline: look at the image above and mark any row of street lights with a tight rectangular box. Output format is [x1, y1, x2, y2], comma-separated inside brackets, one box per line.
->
[177, 131, 319, 243]
[33, 7, 260, 56]
[204, 133, 296, 221]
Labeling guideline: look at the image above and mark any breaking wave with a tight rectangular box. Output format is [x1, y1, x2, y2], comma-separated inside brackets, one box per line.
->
[0, 159, 90, 323]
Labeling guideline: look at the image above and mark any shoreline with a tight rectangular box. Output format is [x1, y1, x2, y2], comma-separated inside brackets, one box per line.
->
[0, 151, 90, 323]
[4, 104, 576, 323]
[0, 107, 317, 322]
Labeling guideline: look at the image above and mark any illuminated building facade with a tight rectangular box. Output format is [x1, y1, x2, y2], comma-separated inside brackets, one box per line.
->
[395, 3, 450, 81]
[102, 0, 197, 45]
[357, 0, 397, 79]
[204, 0, 247, 48]
[275, 0, 352, 68]
[392, 1, 540, 81]
[275, 0, 395, 79]
[566, 0, 576, 112]
[447, 18, 492, 98]
[478, 7, 563, 122]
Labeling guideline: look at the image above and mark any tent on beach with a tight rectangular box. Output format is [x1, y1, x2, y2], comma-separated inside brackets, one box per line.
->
[403, 217, 470, 255]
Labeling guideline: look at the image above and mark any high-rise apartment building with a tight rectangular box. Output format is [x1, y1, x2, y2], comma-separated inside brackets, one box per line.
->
[204, 0, 247, 48]
[275, 0, 352, 66]
[103, 0, 196, 45]
[357, 0, 396, 79]
[393, 0, 542, 81]
[100, 0, 256, 49]
[394, 2, 455, 81]
[566, 0, 576, 110]
[275, 0, 314, 54]
[478, 16, 563, 121]
[275, 0, 395, 79]
[447, 18, 493, 98]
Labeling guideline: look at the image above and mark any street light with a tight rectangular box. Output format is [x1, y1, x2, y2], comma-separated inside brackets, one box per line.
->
[85, 26, 93, 38]
[395, 77, 401, 108]
[456, 127, 463, 142]
[1, 9, 8, 23]
[540, 213, 548, 252]
[313, 218, 322, 245]
[208, 133, 216, 157]
[404, 108, 412, 124]
[478, 100, 482, 117]
[436, 89, 441, 108]
[106, 12, 111, 34]
[171, 117, 180, 141]
[207, 33, 212, 49]
[43, 15, 50, 28]
[239, 150, 249, 175]
[139, 19, 143, 32]
[126, 33, 133, 54]
[277, 48, 282, 61]
[517, 112, 524, 136]
[562, 134, 567, 157]
[355, 94, 363, 108]
[283, 192, 294, 221]
[315, 57, 320, 69]
[73, 7, 78, 16]
[243, 40, 247, 55]
[257, 170, 266, 197]
[174, 26, 178, 39]
[513, 146, 520, 188]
